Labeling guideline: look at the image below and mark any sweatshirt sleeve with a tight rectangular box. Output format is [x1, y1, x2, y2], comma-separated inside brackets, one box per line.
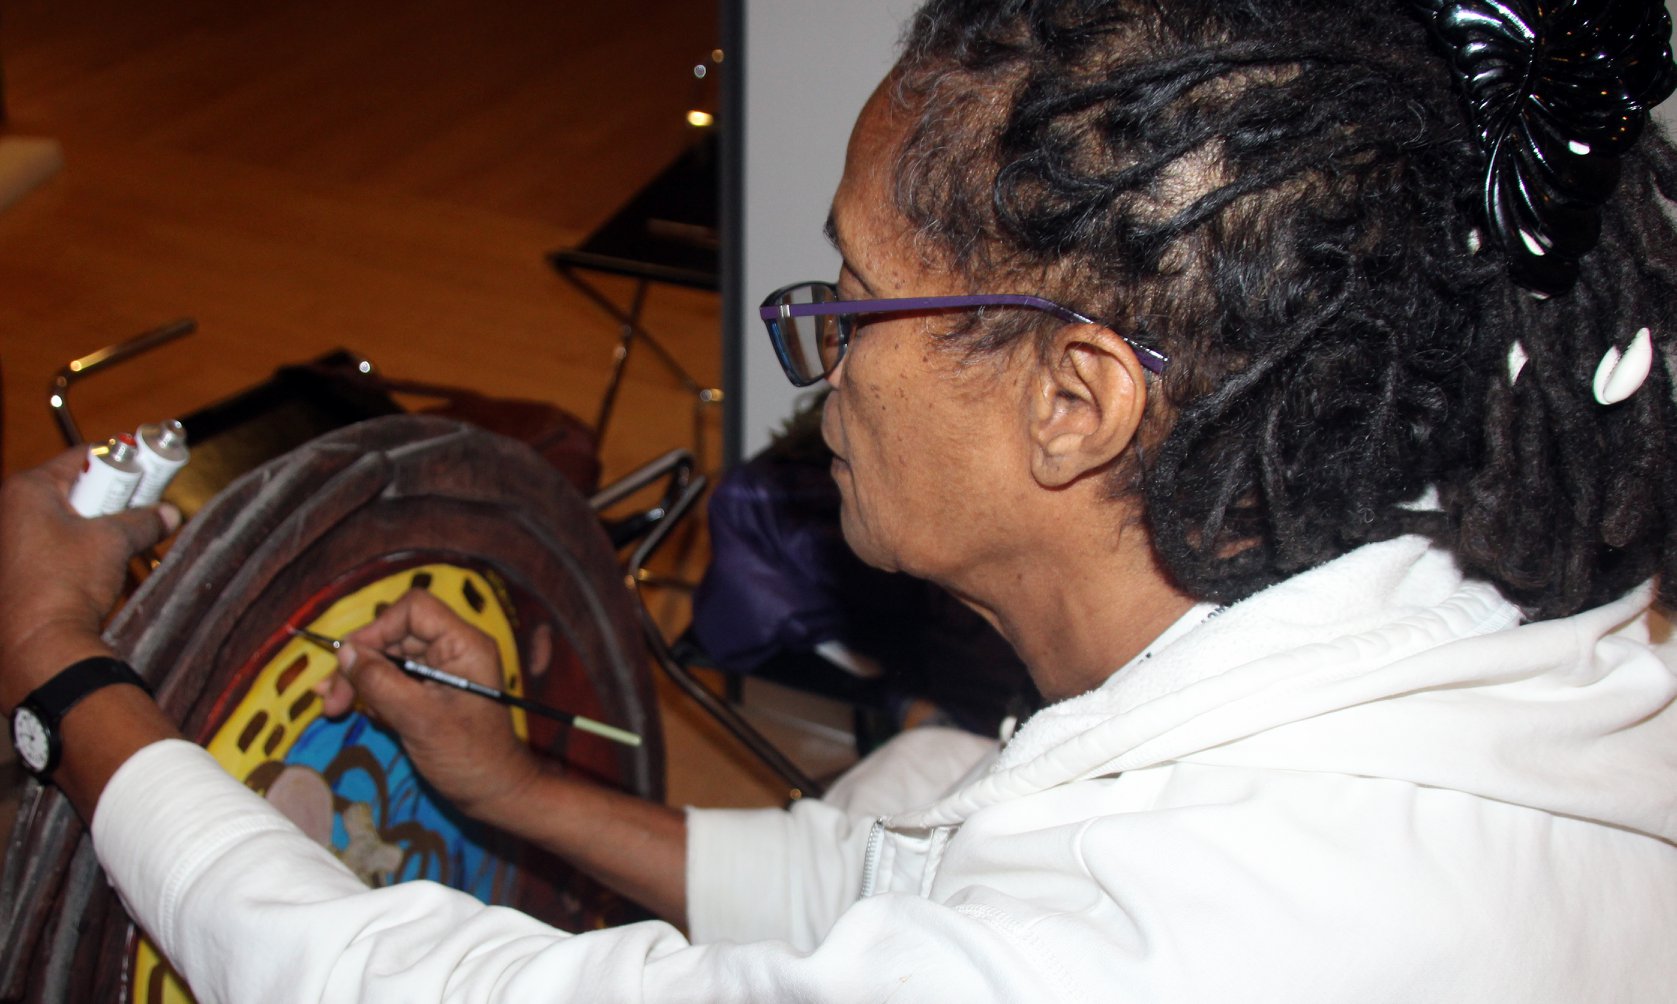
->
[91, 739, 1058, 1004]
[684, 727, 997, 948]
[93, 741, 703, 1002]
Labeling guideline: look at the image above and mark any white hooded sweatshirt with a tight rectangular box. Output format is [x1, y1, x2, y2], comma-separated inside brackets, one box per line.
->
[94, 537, 1677, 1001]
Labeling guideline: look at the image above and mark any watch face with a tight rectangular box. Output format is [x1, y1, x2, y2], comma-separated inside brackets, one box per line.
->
[11, 706, 52, 774]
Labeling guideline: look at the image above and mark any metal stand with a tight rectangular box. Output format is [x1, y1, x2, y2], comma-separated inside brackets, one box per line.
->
[547, 133, 724, 468]
[619, 454, 824, 800]
[551, 265, 723, 458]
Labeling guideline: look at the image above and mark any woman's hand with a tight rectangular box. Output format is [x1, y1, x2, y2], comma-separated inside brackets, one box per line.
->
[319, 590, 688, 925]
[316, 588, 544, 820]
[0, 449, 179, 711]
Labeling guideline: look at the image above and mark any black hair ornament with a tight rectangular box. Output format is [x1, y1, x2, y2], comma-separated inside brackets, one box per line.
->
[1412, 0, 1677, 296]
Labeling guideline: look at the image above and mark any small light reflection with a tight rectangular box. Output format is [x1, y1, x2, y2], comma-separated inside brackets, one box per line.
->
[49, 393, 64, 408]
[357, 360, 372, 374]
[686, 110, 715, 128]
[693, 64, 707, 79]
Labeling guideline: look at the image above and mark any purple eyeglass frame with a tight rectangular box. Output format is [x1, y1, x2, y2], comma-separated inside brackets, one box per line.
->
[758, 280, 1169, 387]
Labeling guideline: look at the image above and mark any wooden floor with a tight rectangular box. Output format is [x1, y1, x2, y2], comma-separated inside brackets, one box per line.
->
[0, 1, 830, 820]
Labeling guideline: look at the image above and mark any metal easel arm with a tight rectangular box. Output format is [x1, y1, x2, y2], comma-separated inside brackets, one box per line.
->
[49, 318, 197, 446]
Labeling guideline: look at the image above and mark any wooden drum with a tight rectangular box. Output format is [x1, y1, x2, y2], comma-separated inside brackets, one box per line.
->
[0, 415, 661, 1002]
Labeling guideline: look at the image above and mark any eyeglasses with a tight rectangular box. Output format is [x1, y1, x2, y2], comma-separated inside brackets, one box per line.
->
[758, 280, 1169, 387]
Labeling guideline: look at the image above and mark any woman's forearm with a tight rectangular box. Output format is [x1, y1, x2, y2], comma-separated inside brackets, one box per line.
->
[466, 759, 689, 926]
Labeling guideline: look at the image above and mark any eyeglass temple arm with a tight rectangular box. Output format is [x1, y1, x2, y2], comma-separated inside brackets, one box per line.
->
[761, 294, 1169, 374]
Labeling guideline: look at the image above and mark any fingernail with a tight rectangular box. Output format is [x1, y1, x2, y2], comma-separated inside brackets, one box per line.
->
[337, 645, 358, 671]
[158, 503, 182, 534]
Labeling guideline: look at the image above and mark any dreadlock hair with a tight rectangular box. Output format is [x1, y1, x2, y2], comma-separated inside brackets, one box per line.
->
[890, 0, 1677, 620]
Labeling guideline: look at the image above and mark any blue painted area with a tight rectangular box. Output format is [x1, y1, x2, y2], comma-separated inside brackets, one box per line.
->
[285, 713, 509, 902]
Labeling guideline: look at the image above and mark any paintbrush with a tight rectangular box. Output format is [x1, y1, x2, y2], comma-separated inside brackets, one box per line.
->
[288, 625, 641, 748]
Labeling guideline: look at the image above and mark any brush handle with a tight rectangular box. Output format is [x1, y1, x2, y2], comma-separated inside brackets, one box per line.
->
[398, 659, 641, 748]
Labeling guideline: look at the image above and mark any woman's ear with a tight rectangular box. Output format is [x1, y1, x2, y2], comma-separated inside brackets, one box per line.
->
[1027, 324, 1149, 488]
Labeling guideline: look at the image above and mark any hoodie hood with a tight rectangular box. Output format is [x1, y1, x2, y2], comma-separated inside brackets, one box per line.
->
[895, 537, 1677, 843]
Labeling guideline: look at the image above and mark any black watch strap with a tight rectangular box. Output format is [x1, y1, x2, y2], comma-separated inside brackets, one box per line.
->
[27, 656, 151, 726]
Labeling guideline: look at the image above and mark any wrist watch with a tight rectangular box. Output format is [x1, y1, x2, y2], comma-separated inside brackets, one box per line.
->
[10, 656, 151, 780]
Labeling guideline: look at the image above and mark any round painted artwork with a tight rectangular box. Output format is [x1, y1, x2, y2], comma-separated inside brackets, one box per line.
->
[130, 560, 635, 1002]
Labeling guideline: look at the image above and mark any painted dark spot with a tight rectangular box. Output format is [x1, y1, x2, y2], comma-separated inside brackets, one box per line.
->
[410, 571, 433, 591]
[461, 579, 486, 614]
[263, 723, 286, 756]
[276, 654, 309, 695]
[238, 711, 269, 753]
[289, 690, 319, 721]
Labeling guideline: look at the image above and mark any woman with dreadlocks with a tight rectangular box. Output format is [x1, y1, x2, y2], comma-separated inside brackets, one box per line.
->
[5, 0, 1676, 999]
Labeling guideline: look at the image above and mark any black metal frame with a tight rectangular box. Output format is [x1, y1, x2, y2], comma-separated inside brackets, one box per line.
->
[547, 134, 724, 463]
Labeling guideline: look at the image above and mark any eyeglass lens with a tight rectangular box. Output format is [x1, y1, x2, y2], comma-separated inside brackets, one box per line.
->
[771, 283, 847, 383]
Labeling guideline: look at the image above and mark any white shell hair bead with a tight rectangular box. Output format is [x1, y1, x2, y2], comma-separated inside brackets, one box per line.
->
[1593, 327, 1654, 406]
[1507, 340, 1529, 385]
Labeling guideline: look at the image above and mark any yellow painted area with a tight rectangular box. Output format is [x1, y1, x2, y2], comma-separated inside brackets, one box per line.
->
[131, 564, 525, 1003]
